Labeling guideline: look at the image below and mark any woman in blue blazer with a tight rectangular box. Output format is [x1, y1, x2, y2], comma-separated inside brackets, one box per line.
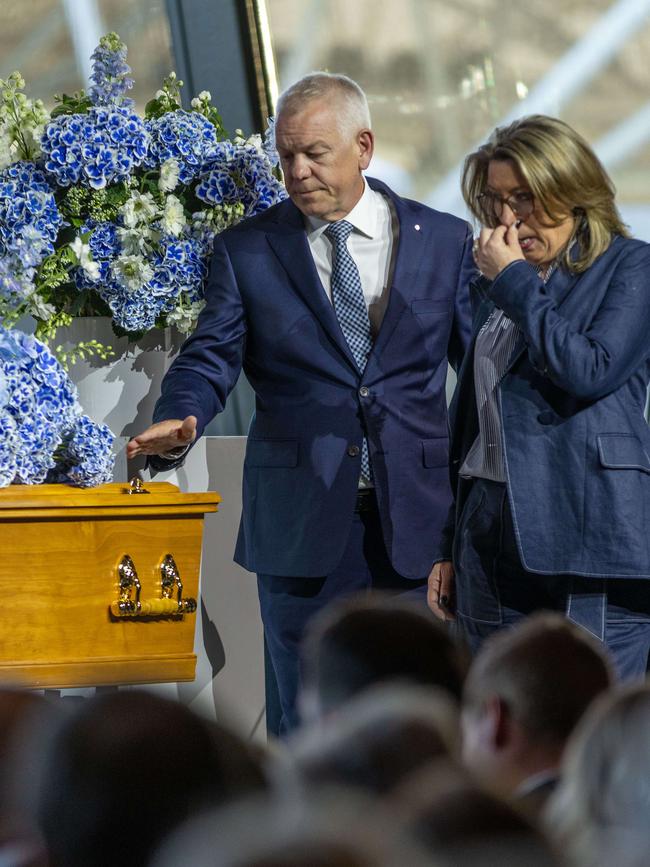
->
[428, 115, 650, 678]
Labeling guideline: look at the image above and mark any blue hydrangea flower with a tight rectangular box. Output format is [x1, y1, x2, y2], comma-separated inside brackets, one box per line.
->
[79, 220, 121, 261]
[263, 116, 280, 167]
[0, 255, 34, 312]
[50, 414, 115, 487]
[0, 161, 62, 268]
[41, 107, 149, 189]
[73, 212, 208, 332]
[196, 141, 287, 217]
[0, 410, 19, 487]
[0, 326, 114, 487]
[145, 110, 220, 185]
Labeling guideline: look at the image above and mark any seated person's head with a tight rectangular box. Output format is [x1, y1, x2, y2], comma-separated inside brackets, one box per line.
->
[288, 684, 458, 796]
[461, 613, 613, 806]
[36, 690, 266, 867]
[151, 791, 432, 867]
[300, 593, 468, 722]
[548, 682, 650, 867]
[394, 761, 561, 867]
[0, 689, 61, 866]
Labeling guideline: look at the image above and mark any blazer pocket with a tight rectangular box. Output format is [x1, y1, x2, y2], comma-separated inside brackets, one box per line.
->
[411, 298, 453, 315]
[422, 438, 449, 468]
[597, 434, 650, 473]
[247, 439, 299, 468]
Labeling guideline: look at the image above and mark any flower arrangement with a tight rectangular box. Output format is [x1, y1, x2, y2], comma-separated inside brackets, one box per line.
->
[0, 32, 286, 347]
[0, 324, 114, 487]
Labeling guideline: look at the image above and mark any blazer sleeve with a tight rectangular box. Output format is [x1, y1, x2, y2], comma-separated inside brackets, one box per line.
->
[447, 226, 475, 372]
[152, 235, 247, 438]
[488, 244, 650, 400]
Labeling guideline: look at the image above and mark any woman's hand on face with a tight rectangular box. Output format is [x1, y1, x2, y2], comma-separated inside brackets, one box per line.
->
[474, 224, 525, 280]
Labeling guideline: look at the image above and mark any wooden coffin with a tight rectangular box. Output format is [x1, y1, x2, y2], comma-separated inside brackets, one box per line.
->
[0, 481, 220, 689]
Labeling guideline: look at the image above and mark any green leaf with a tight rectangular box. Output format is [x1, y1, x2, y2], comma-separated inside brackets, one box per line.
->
[50, 91, 92, 117]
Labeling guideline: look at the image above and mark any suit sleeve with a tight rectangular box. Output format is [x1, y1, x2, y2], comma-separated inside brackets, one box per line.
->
[447, 227, 476, 371]
[432, 227, 476, 563]
[489, 244, 650, 401]
[152, 235, 247, 438]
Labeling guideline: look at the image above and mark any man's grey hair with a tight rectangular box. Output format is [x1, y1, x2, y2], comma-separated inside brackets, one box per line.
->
[276, 72, 371, 136]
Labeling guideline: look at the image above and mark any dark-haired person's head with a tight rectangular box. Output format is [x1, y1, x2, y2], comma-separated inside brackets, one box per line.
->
[461, 613, 613, 813]
[289, 684, 458, 797]
[0, 689, 61, 867]
[36, 690, 266, 867]
[151, 792, 433, 867]
[300, 593, 468, 722]
[394, 762, 561, 867]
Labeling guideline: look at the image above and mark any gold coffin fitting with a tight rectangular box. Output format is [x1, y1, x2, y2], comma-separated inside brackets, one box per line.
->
[111, 553, 197, 618]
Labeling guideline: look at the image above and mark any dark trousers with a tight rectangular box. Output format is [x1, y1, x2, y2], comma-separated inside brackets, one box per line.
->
[455, 477, 650, 679]
[257, 492, 427, 737]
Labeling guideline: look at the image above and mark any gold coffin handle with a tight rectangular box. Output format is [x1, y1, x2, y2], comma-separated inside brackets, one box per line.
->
[111, 554, 197, 618]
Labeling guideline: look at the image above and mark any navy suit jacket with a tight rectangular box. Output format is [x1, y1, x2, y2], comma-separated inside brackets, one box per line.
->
[153, 177, 474, 578]
[444, 235, 650, 578]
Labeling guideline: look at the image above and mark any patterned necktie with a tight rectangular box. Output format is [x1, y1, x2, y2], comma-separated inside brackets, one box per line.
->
[325, 219, 373, 481]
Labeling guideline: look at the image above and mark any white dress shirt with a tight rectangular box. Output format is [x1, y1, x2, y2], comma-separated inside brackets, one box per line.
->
[304, 178, 395, 338]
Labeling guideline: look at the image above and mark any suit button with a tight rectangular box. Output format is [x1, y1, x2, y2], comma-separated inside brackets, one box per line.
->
[347, 445, 360, 457]
[359, 386, 370, 397]
[537, 411, 555, 425]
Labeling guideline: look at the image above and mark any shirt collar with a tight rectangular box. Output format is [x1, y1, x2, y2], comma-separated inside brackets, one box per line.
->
[305, 178, 379, 240]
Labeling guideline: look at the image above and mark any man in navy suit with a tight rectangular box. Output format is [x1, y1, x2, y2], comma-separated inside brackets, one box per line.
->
[127, 73, 474, 734]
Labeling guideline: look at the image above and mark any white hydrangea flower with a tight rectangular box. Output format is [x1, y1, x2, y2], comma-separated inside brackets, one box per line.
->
[69, 237, 100, 281]
[244, 133, 264, 154]
[111, 255, 154, 293]
[0, 128, 17, 170]
[166, 299, 206, 333]
[116, 226, 157, 256]
[158, 157, 180, 193]
[191, 91, 211, 110]
[162, 194, 186, 237]
[120, 191, 160, 229]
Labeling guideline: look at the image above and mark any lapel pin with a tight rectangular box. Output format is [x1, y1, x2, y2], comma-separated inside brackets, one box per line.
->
[414, 224, 421, 231]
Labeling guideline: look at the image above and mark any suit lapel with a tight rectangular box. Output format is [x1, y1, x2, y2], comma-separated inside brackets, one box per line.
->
[503, 262, 581, 374]
[365, 181, 429, 366]
[265, 181, 433, 376]
[265, 200, 359, 372]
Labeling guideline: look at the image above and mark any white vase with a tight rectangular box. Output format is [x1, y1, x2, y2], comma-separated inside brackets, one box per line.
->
[57, 317, 182, 438]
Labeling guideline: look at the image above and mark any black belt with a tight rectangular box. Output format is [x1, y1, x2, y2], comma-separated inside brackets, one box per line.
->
[355, 489, 377, 513]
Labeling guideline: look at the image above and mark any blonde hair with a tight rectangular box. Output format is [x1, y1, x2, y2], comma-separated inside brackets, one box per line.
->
[461, 115, 629, 272]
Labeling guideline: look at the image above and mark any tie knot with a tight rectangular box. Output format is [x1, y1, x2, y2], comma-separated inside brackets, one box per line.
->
[325, 220, 354, 245]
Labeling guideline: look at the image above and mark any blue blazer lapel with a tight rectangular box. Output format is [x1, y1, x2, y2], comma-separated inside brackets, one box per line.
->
[265, 199, 359, 372]
[503, 262, 581, 374]
[365, 179, 429, 364]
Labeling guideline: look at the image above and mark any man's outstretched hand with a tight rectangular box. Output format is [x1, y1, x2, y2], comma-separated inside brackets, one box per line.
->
[126, 415, 197, 459]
